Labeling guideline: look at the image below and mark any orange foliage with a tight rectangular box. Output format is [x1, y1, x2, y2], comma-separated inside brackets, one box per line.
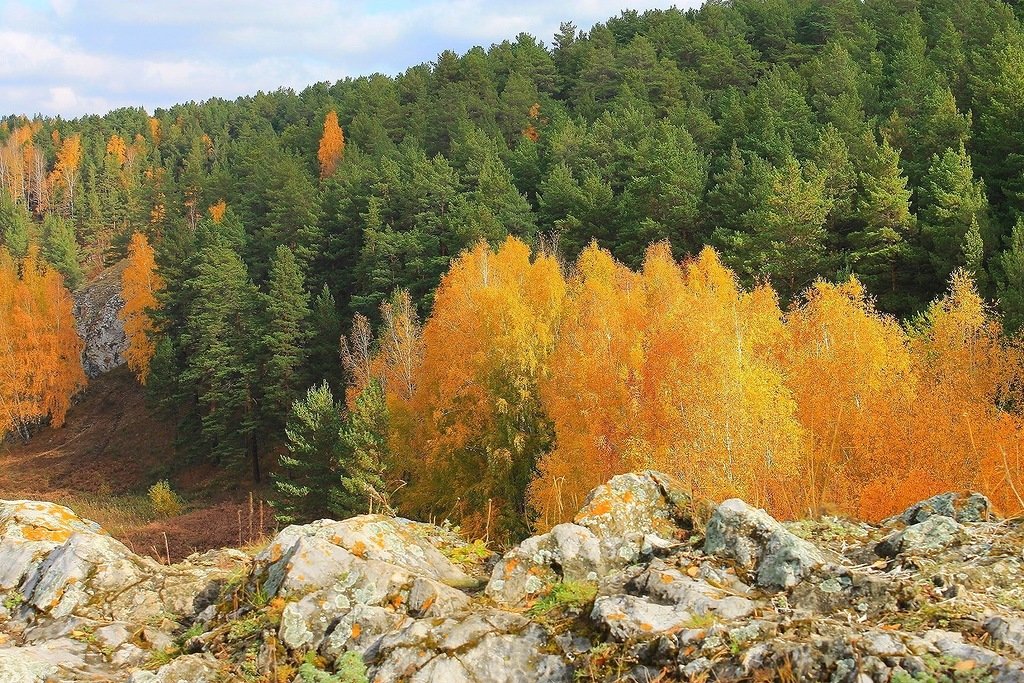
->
[531, 244, 802, 528]
[317, 111, 345, 179]
[48, 133, 82, 216]
[0, 247, 87, 438]
[370, 238, 564, 539]
[148, 117, 161, 146]
[208, 200, 227, 223]
[119, 233, 164, 384]
[352, 243, 1024, 535]
[106, 134, 128, 167]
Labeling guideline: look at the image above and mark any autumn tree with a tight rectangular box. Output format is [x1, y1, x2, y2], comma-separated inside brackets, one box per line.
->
[383, 238, 564, 540]
[48, 134, 83, 218]
[120, 232, 164, 384]
[0, 247, 87, 440]
[318, 111, 345, 179]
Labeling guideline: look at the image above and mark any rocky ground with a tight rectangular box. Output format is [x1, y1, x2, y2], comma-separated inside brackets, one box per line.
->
[0, 472, 1022, 682]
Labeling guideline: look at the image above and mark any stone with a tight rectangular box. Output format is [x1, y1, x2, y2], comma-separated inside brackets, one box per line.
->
[876, 515, 966, 557]
[634, 561, 755, 621]
[487, 471, 691, 606]
[861, 630, 907, 657]
[254, 514, 474, 599]
[703, 498, 830, 589]
[984, 616, 1024, 657]
[370, 609, 570, 683]
[72, 260, 129, 378]
[887, 492, 992, 526]
[591, 595, 693, 641]
[127, 653, 222, 683]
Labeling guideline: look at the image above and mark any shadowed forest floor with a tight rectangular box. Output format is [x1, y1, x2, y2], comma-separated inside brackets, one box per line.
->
[0, 366, 275, 561]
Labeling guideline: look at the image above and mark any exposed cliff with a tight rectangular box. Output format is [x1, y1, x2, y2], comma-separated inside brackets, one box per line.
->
[72, 261, 128, 379]
[0, 473, 1021, 682]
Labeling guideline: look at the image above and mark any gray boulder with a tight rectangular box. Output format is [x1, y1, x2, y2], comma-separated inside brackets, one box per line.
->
[876, 515, 966, 557]
[703, 498, 830, 589]
[370, 608, 570, 682]
[487, 471, 691, 606]
[887, 492, 992, 526]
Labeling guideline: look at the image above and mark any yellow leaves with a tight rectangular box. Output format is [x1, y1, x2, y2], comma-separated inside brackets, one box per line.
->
[119, 233, 163, 385]
[353, 236, 1024, 534]
[317, 111, 345, 179]
[147, 117, 161, 145]
[208, 200, 227, 223]
[106, 134, 128, 167]
[0, 246, 87, 438]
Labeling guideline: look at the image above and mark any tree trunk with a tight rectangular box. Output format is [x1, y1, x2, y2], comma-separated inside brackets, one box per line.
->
[250, 435, 261, 483]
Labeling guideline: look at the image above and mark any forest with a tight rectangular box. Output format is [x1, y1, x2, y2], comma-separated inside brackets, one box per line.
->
[3, 0, 1024, 541]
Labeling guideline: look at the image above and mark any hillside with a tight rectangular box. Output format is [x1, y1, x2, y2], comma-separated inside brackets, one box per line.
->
[0, 472, 1021, 681]
[0, 367, 273, 561]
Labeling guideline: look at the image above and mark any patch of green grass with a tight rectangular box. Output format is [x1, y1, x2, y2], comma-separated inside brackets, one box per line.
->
[443, 539, 491, 567]
[684, 611, 718, 629]
[3, 590, 24, 611]
[144, 646, 180, 670]
[226, 616, 263, 643]
[529, 581, 598, 617]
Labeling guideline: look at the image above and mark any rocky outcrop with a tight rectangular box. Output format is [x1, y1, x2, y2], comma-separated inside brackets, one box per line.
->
[0, 477, 1022, 682]
[72, 261, 128, 377]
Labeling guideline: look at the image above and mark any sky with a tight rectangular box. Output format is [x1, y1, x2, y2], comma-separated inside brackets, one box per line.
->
[0, 0, 692, 119]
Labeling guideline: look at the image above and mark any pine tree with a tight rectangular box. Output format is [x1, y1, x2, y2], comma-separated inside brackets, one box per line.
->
[331, 380, 389, 517]
[261, 245, 312, 437]
[850, 135, 916, 312]
[0, 194, 30, 259]
[309, 285, 344, 391]
[274, 382, 345, 524]
[181, 234, 261, 479]
[41, 213, 83, 289]
[920, 142, 990, 290]
[998, 217, 1024, 333]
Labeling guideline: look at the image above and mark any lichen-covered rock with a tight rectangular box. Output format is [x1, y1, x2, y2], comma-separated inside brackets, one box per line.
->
[369, 608, 570, 683]
[703, 498, 830, 589]
[633, 561, 755, 620]
[2, 476, 1024, 683]
[887, 491, 992, 526]
[126, 653, 222, 682]
[876, 515, 966, 557]
[0, 500, 105, 592]
[591, 594, 694, 641]
[254, 514, 475, 599]
[487, 471, 691, 606]
[985, 616, 1024, 657]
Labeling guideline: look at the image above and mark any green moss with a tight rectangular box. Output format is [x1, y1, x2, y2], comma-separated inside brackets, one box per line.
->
[297, 651, 368, 683]
[529, 581, 598, 617]
[3, 590, 24, 611]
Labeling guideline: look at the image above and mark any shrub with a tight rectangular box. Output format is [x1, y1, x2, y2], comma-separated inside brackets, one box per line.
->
[148, 480, 183, 518]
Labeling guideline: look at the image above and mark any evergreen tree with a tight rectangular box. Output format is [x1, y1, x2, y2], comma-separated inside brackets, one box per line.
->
[850, 135, 917, 312]
[919, 142, 990, 290]
[331, 380, 389, 517]
[180, 233, 261, 479]
[273, 382, 345, 524]
[0, 194, 30, 259]
[309, 284, 344, 390]
[261, 245, 312, 438]
[41, 213, 83, 289]
[998, 217, 1024, 333]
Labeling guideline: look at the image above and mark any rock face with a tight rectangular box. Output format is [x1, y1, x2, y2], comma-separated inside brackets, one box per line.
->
[0, 479, 1022, 682]
[72, 261, 129, 377]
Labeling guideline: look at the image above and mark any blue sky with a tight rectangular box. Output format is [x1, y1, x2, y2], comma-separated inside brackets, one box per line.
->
[0, 0, 692, 118]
